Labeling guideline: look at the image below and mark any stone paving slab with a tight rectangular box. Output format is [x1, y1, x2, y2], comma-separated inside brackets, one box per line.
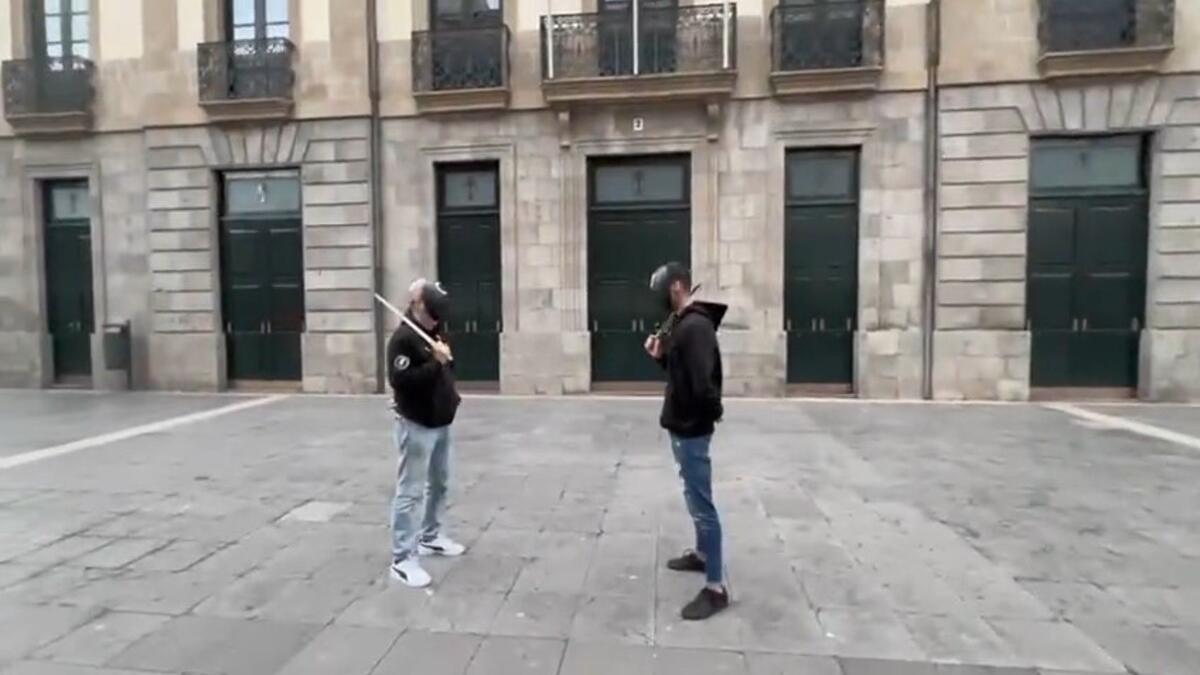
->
[1082, 403, 1200, 438]
[0, 394, 1198, 674]
[0, 391, 246, 457]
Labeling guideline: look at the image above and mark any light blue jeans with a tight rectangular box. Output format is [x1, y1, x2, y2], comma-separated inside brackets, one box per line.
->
[390, 417, 452, 563]
[670, 433, 724, 585]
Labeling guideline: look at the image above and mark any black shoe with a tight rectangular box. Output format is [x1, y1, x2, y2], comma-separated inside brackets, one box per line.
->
[681, 587, 730, 621]
[667, 550, 706, 573]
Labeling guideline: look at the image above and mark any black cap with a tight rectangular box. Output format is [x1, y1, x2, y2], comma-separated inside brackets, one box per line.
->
[418, 280, 450, 322]
[649, 262, 690, 293]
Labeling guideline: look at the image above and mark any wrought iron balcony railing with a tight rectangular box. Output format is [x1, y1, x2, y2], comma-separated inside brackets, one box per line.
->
[2, 56, 95, 132]
[771, 0, 883, 72]
[1039, 0, 1174, 54]
[413, 26, 510, 93]
[542, 3, 736, 88]
[197, 38, 295, 119]
[1037, 0, 1174, 78]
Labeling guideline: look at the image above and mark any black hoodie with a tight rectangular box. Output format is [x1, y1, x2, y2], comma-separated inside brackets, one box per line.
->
[386, 312, 461, 428]
[659, 301, 726, 438]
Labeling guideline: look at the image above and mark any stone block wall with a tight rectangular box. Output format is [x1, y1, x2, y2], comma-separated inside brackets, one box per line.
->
[761, 92, 928, 398]
[144, 118, 377, 392]
[935, 75, 1200, 400]
[932, 330, 1030, 401]
[0, 133, 150, 389]
[379, 92, 928, 397]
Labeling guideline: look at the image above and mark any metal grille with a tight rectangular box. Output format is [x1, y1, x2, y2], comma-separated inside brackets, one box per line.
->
[1039, 0, 1175, 53]
[198, 37, 295, 102]
[770, 0, 884, 72]
[543, 3, 736, 80]
[413, 26, 510, 92]
[1, 56, 94, 116]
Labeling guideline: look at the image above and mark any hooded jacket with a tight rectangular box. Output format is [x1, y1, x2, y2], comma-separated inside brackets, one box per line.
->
[386, 311, 461, 428]
[659, 301, 726, 438]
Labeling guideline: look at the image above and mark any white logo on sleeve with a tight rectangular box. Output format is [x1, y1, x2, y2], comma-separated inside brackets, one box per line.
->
[394, 355, 411, 371]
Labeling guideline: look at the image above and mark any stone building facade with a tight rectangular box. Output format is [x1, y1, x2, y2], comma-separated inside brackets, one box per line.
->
[0, 0, 1197, 401]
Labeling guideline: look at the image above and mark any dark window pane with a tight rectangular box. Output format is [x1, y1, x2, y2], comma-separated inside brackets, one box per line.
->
[1031, 138, 1142, 191]
[594, 163, 686, 203]
[45, 18, 62, 43]
[225, 176, 301, 214]
[787, 154, 856, 200]
[443, 170, 497, 209]
[232, 0, 255, 26]
[50, 184, 89, 220]
[266, 0, 288, 22]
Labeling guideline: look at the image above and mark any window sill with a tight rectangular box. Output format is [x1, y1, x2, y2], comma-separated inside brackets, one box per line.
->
[1038, 45, 1173, 81]
[413, 87, 510, 114]
[541, 70, 737, 104]
[769, 66, 883, 97]
[199, 97, 294, 123]
[5, 110, 93, 136]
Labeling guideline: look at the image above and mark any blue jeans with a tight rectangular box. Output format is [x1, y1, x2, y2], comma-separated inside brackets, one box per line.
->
[670, 433, 723, 585]
[391, 417, 451, 562]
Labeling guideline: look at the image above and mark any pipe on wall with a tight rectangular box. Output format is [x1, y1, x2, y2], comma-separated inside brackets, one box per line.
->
[367, 0, 386, 393]
[921, 0, 942, 400]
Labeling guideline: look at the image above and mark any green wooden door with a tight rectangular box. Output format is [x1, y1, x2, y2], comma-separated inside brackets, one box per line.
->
[1028, 136, 1148, 390]
[219, 174, 304, 382]
[588, 155, 690, 383]
[437, 163, 501, 383]
[1028, 197, 1147, 388]
[784, 150, 858, 387]
[43, 180, 94, 381]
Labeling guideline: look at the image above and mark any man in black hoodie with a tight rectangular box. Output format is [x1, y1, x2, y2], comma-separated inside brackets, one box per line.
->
[645, 262, 730, 620]
[386, 279, 464, 588]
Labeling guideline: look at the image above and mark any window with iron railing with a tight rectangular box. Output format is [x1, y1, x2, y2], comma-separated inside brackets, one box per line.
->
[413, 26, 510, 92]
[542, 2, 736, 81]
[770, 0, 883, 72]
[198, 37, 295, 103]
[1039, 0, 1174, 54]
[197, 0, 295, 105]
[2, 55, 93, 118]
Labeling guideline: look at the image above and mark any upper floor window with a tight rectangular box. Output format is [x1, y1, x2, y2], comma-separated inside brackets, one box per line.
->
[32, 0, 90, 62]
[431, 0, 502, 29]
[227, 0, 290, 41]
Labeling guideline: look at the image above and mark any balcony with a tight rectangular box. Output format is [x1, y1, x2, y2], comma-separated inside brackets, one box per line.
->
[1, 57, 94, 135]
[769, 0, 884, 96]
[412, 26, 511, 113]
[197, 38, 295, 122]
[1038, 0, 1175, 80]
[541, 3, 737, 104]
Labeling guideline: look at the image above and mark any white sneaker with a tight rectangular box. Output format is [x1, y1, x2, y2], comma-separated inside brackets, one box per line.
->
[418, 534, 466, 557]
[390, 558, 432, 588]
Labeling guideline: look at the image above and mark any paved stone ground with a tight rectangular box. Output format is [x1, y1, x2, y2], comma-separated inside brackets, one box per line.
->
[0, 391, 1198, 675]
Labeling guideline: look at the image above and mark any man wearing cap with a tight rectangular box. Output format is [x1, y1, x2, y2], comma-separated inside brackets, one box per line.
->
[386, 278, 465, 588]
[645, 262, 730, 620]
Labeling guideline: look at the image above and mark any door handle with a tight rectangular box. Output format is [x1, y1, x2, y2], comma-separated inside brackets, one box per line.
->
[226, 321, 232, 334]
[1081, 318, 1088, 332]
[819, 318, 826, 331]
[786, 319, 792, 332]
[1132, 317, 1140, 332]
[846, 317, 852, 331]
[810, 318, 816, 331]
[266, 319, 272, 333]
[1072, 318, 1079, 332]
[592, 320, 598, 332]
[631, 319, 638, 331]
[495, 320, 501, 332]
